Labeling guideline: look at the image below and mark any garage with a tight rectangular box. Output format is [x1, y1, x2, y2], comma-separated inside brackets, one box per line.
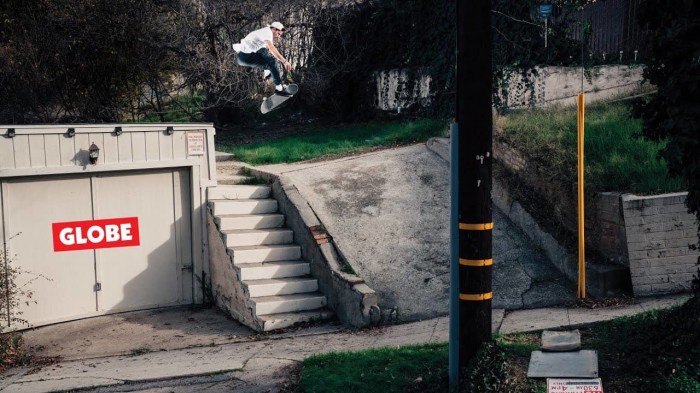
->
[0, 124, 216, 329]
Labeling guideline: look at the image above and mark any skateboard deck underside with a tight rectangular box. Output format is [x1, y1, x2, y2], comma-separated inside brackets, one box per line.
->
[261, 84, 299, 114]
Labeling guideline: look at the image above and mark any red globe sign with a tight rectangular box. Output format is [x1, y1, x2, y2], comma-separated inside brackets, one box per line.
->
[52, 217, 140, 252]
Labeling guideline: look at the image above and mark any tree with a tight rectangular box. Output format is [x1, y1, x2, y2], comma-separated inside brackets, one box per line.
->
[635, 0, 700, 301]
[0, 0, 180, 123]
[635, 0, 700, 227]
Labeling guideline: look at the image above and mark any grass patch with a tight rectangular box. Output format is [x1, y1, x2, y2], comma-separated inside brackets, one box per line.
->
[496, 101, 685, 194]
[300, 343, 448, 393]
[583, 297, 700, 392]
[219, 118, 448, 165]
[296, 297, 699, 393]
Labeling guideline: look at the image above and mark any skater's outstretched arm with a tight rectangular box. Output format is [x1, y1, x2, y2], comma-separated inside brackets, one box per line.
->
[265, 40, 291, 72]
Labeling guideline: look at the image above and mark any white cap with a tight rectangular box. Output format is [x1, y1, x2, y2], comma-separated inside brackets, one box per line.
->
[270, 21, 284, 30]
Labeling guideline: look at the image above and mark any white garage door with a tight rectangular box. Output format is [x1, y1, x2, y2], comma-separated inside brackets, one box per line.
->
[1, 168, 193, 328]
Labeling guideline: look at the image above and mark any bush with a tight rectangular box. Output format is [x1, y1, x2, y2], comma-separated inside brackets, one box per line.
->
[635, 1, 700, 226]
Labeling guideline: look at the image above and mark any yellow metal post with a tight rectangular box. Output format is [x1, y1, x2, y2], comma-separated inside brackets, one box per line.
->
[577, 93, 586, 299]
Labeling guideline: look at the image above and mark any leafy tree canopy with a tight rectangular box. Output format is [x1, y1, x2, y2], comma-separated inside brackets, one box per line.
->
[635, 0, 700, 221]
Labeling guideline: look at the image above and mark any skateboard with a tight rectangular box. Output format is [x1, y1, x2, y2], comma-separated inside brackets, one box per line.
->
[260, 84, 299, 114]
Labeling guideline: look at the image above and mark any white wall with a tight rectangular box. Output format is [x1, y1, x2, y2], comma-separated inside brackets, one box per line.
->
[374, 65, 649, 112]
[498, 65, 648, 109]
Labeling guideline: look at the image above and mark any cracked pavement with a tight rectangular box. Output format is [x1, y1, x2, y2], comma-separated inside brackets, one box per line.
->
[1, 318, 452, 392]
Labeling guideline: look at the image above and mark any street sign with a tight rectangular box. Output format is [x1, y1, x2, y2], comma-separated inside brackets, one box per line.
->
[547, 378, 603, 393]
[539, 3, 553, 19]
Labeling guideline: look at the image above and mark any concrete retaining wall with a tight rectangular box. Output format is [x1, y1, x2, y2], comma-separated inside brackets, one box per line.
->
[430, 137, 700, 297]
[500, 65, 648, 109]
[494, 138, 700, 295]
[492, 136, 698, 297]
[375, 65, 648, 112]
[427, 137, 629, 298]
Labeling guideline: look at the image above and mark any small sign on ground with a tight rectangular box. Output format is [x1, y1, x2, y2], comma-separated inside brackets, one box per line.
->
[527, 350, 598, 378]
[547, 378, 603, 393]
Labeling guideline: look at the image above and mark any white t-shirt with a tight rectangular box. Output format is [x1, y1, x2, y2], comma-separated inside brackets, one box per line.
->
[237, 26, 273, 53]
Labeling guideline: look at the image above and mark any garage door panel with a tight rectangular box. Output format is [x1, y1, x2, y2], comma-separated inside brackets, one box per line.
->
[1, 167, 192, 328]
[174, 170, 193, 302]
[94, 170, 182, 311]
[4, 177, 97, 327]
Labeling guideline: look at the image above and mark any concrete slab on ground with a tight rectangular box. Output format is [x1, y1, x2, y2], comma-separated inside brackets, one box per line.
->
[527, 350, 599, 378]
[541, 330, 581, 352]
[21, 306, 340, 361]
[256, 144, 576, 321]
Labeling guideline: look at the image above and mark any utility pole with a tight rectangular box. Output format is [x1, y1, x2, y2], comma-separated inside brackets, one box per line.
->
[450, 0, 493, 384]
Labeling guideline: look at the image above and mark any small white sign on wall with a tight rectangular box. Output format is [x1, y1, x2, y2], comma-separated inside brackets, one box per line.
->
[187, 131, 205, 156]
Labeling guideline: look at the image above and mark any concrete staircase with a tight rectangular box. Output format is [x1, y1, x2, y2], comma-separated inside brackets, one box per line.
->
[208, 163, 333, 331]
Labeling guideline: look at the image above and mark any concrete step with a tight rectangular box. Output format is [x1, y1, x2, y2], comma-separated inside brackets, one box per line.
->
[243, 277, 318, 297]
[215, 213, 285, 230]
[217, 175, 250, 185]
[237, 261, 310, 281]
[258, 308, 335, 331]
[224, 228, 294, 247]
[230, 244, 301, 264]
[252, 293, 328, 316]
[208, 185, 271, 200]
[210, 199, 277, 215]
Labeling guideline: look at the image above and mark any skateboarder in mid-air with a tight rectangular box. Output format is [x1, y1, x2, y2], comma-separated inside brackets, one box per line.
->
[233, 22, 293, 96]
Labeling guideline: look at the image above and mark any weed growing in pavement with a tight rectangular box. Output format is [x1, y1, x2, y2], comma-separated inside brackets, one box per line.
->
[128, 347, 152, 357]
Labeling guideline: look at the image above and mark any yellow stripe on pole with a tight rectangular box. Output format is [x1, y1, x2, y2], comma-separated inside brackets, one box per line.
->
[577, 93, 586, 299]
[459, 292, 493, 301]
[459, 222, 494, 230]
[459, 258, 493, 267]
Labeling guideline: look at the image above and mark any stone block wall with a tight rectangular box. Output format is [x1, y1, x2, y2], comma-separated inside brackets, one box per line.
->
[621, 193, 699, 296]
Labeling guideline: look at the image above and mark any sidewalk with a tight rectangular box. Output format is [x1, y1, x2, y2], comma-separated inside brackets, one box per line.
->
[0, 294, 688, 392]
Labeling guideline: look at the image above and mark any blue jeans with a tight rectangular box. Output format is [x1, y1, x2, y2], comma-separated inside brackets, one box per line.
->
[235, 48, 283, 85]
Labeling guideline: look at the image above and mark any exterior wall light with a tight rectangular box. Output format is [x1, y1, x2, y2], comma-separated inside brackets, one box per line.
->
[66, 128, 76, 138]
[89, 142, 100, 164]
[6, 128, 15, 138]
[114, 126, 123, 136]
[166, 126, 174, 135]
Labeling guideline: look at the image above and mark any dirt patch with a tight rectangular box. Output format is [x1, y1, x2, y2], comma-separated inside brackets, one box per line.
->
[0, 333, 60, 373]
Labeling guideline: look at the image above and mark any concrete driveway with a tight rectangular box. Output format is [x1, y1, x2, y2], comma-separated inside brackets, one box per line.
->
[257, 144, 576, 321]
